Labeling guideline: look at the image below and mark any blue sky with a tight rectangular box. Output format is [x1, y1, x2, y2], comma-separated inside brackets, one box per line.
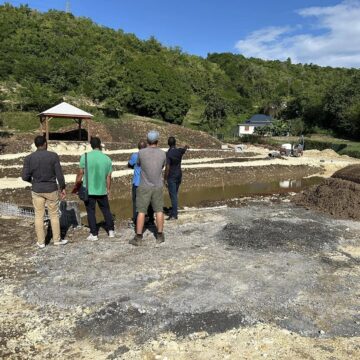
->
[1, 0, 359, 67]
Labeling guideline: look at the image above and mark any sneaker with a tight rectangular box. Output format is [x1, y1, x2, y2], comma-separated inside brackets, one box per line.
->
[156, 233, 165, 244]
[129, 235, 143, 246]
[87, 234, 99, 241]
[166, 216, 177, 221]
[54, 239, 68, 246]
[36, 243, 45, 249]
[108, 230, 116, 238]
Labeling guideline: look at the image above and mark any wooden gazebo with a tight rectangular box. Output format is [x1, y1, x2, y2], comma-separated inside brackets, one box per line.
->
[39, 102, 94, 141]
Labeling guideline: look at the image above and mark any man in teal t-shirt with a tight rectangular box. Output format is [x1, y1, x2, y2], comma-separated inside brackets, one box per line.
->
[76, 137, 115, 241]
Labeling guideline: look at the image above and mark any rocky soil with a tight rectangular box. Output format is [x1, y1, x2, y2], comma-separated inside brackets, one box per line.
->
[1, 201, 360, 359]
[294, 165, 360, 220]
[1, 125, 360, 359]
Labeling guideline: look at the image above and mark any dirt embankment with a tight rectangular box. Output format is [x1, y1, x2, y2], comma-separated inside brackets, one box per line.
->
[294, 164, 360, 220]
[0, 115, 222, 155]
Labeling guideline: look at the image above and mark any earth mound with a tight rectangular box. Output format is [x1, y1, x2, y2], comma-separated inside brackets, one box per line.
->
[332, 164, 360, 184]
[304, 148, 341, 158]
[105, 115, 222, 149]
[49, 119, 112, 142]
[294, 166, 360, 220]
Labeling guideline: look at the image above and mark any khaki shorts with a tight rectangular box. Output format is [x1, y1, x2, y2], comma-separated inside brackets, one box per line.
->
[136, 186, 164, 213]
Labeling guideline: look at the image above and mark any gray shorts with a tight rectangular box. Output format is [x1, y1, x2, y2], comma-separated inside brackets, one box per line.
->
[136, 186, 164, 213]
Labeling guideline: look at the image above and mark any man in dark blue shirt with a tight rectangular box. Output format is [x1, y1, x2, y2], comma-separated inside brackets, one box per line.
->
[164, 136, 188, 220]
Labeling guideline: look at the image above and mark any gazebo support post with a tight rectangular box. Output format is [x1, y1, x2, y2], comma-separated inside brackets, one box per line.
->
[87, 118, 91, 142]
[45, 116, 49, 142]
[77, 119, 82, 141]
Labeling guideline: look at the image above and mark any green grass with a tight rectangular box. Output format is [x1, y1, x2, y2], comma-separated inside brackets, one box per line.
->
[183, 95, 205, 129]
[0, 111, 39, 132]
[0, 111, 81, 132]
[0, 111, 170, 136]
[120, 113, 167, 126]
[339, 142, 360, 157]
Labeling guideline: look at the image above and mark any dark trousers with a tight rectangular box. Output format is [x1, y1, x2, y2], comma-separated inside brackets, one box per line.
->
[132, 184, 154, 223]
[85, 195, 114, 236]
[168, 178, 181, 218]
[132, 184, 138, 223]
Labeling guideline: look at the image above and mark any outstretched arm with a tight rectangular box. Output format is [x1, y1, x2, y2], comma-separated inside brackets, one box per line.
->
[182, 145, 190, 154]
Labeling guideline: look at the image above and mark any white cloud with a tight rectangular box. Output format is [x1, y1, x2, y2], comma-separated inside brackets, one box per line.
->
[235, 0, 360, 68]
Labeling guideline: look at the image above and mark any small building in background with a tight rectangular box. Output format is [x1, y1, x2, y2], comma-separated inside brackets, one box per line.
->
[237, 114, 272, 136]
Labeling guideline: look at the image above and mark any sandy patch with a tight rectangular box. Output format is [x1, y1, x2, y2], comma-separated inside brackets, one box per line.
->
[339, 245, 360, 259]
[0, 152, 29, 161]
[131, 324, 360, 360]
[0, 158, 259, 170]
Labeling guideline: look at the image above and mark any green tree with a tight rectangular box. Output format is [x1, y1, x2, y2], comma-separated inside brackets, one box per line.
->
[254, 120, 289, 136]
[126, 57, 191, 124]
[201, 90, 227, 131]
[18, 82, 62, 111]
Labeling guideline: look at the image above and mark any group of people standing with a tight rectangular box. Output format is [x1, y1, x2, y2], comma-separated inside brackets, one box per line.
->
[21, 131, 187, 248]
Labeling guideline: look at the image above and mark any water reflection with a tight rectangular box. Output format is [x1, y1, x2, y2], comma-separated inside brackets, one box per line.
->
[107, 177, 323, 221]
[279, 179, 303, 189]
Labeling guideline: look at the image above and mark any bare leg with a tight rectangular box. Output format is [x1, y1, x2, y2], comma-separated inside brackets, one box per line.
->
[155, 212, 164, 233]
[136, 212, 145, 235]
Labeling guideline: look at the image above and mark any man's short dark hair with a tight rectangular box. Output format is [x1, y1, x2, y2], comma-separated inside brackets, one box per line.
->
[168, 136, 176, 147]
[138, 140, 147, 150]
[90, 137, 101, 149]
[34, 135, 46, 148]
[147, 139, 158, 145]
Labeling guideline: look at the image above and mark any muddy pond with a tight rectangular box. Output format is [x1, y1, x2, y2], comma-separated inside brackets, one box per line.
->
[105, 177, 323, 221]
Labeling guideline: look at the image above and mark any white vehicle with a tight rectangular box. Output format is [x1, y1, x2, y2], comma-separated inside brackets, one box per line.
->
[280, 137, 304, 157]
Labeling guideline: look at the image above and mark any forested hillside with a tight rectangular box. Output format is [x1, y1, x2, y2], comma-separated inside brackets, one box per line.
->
[1, 4, 360, 139]
[208, 53, 360, 138]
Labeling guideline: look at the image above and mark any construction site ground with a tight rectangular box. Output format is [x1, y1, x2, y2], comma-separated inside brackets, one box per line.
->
[1, 132, 360, 359]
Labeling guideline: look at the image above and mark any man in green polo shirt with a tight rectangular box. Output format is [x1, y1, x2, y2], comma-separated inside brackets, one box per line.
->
[76, 137, 115, 241]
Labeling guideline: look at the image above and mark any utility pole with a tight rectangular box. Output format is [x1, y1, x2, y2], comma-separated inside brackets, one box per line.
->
[65, 0, 71, 13]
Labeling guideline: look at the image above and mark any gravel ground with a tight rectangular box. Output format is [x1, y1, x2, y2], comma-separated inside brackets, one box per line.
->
[1, 200, 359, 359]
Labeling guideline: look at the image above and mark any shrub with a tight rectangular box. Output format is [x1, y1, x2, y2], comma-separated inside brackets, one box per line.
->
[339, 147, 360, 159]
[304, 139, 347, 152]
[239, 134, 264, 144]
